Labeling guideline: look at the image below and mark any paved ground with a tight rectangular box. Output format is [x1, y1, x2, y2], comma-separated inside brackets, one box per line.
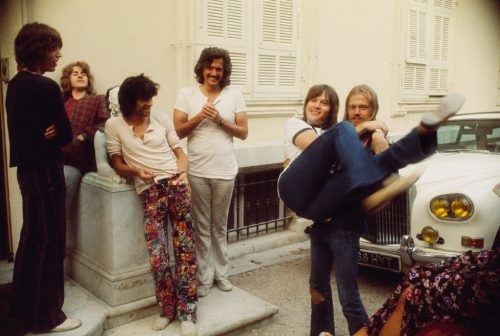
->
[231, 254, 402, 336]
[0, 234, 403, 336]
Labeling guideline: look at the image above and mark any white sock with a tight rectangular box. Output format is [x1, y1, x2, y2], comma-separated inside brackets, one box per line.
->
[151, 315, 170, 331]
[180, 321, 198, 336]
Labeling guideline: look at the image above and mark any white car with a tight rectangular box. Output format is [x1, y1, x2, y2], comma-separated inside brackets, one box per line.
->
[359, 112, 500, 272]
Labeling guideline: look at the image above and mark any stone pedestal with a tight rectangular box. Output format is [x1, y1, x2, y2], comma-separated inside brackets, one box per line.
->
[64, 173, 155, 307]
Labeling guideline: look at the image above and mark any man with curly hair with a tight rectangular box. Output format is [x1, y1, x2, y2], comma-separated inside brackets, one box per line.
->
[59, 61, 108, 216]
[6, 22, 81, 333]
[173, 47, 248, 297]
[105, 74, 198, 335]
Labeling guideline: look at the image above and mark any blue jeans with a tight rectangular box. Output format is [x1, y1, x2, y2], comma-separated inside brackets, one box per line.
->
[63, 165, 82, 216]
[278, 122, 435, 221]
[309, 221, 368, 336]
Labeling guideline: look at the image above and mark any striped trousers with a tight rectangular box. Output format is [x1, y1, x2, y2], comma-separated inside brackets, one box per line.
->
[12, 161, 67, 331]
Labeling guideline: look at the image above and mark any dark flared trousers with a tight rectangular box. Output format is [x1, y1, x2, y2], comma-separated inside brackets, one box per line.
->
[11, 161, 67, 331]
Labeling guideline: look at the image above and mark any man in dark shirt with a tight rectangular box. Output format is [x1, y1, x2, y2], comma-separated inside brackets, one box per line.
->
[5, 22, 81, 333]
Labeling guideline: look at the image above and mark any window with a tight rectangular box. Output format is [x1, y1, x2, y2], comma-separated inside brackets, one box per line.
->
[197, 0, 300, 99]
[227, 167, 290, 243]
[402, 0, 454, 98]
[437, 118, 500, 152]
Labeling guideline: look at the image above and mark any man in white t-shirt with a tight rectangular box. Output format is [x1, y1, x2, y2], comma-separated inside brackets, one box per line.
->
[174, 47, 248, 297]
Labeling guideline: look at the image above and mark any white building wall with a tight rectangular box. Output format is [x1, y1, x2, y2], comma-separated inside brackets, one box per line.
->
[28, 0, 178, 114]
[1, 0, 499, 252]
[455, 0, 500, 112]
[315, 0, 399, 125]
[315, 0, 500, 131]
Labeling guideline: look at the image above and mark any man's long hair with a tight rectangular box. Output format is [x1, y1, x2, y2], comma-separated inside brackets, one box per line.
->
[194, 47, 232, 88]
[14, 22, 62, 71]
[118, 74, 159, 117]
[343, 84, 379, 121]
[302, 84, 339, 130]
[60, 61, 95, 101]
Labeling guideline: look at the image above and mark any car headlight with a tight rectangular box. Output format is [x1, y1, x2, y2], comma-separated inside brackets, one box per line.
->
[421, 226, 440, 245]
[429, 194, 473, 220]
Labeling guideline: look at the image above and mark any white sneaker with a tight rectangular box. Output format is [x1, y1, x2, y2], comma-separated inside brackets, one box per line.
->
[151, 314, 170, 331]
[216, 279, 233, 291]
[180, 321, 198, 336]
[49, 318, 82, 332]
[421, 93, 465, 128]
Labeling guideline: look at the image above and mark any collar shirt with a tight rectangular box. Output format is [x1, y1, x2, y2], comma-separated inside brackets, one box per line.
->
[105, 113, 181, 194]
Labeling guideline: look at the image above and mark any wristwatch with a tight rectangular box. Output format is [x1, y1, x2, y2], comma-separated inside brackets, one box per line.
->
[218, 118, 225, 127]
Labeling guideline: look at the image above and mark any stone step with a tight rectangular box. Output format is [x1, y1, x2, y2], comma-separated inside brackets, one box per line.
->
[24, 280, 107, 336]
[1, 228, 310, 336]
[103, 286, 278, 336]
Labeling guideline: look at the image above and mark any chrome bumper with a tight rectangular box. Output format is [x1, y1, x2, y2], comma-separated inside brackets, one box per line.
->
[360, 235, 462, 272]
[399, 235, 462, 267]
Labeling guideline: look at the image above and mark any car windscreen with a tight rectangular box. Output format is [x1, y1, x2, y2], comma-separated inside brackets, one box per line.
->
[437, 118, 500, 153]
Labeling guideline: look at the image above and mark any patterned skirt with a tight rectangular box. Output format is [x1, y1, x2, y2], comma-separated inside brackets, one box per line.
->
[365, 249, 500, 335]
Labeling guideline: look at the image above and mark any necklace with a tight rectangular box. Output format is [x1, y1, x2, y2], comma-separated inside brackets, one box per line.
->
[20, 67, 42, 75]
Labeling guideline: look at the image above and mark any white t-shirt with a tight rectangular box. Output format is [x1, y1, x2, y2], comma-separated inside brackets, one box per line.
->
[174, 85, 246, 179]
[105, 114, 181, 194]
[283, 118, 321, 163]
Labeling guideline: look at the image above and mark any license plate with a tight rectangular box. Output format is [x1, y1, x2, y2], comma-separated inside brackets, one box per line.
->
[358, 250, 401, 272]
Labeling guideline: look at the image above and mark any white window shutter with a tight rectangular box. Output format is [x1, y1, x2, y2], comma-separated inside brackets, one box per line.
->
[197, 0, 300, 97]
[403, 4, 428, 95]
[403, 0, 452, 98]
[201, 0, 251, 93]
[256, 0, 298, 95]
[432, 14, 449, 62]
[278, 0, 293, 44]
[227, 0, 244, 39]
[206, 0, 244, 40]
[230, 51, 248, 87]
[257, 53, 296, 88]
[407, 8, 428, 63]
[403, 64, 426, 92]
[428, 12, 450, 95]
[258, 54, 276, 86]
[429, 67, 449, 92]
[278, 55, 295, 87]
[207, 0, 225, 38]
[433, 0, 453, 10]
[262, 0, 277, 43]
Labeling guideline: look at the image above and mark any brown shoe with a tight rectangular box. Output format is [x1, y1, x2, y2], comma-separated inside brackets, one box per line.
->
[362, 170, 423, 214]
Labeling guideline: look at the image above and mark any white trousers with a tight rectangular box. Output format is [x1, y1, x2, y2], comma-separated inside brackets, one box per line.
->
[188, 174, 235, 286]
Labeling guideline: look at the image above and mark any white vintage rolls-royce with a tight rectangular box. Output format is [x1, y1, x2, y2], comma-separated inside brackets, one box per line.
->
[359, 112, 500, 272]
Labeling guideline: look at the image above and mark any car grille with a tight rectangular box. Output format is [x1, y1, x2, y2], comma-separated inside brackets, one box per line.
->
[362, 192, 410, 244]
